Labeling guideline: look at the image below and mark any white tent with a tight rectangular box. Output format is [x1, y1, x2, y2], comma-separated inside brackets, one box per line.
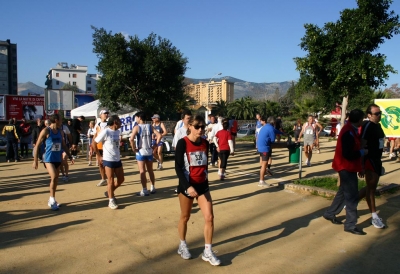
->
[70, 99, 100, 118]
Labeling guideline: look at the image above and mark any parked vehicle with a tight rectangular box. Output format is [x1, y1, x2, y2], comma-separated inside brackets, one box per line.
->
[237, 128, 256, 138]
[240, 123, 256, 130]
[0, 136, 6, 151]
[323, 126, 332, 135]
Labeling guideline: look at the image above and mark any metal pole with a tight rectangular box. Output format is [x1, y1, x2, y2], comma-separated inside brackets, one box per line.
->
[299, 145, 302, 179]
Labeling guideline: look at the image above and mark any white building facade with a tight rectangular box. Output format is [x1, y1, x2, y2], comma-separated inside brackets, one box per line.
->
[45, 62, 101, 94]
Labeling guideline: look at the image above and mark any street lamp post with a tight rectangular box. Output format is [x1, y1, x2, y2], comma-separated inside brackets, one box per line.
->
[209, 72, 222, 83]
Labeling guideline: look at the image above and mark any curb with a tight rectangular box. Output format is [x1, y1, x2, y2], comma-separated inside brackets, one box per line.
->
[278, 181, 399, 198]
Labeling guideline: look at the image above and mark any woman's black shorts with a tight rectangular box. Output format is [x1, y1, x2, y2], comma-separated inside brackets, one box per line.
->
[178, 182, 210, 199]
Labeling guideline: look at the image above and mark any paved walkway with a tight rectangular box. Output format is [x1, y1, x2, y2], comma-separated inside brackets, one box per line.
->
[0, 139, 399, 273]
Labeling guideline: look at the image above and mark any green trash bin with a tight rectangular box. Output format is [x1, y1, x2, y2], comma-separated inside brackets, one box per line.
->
[288, 143, 300, 164]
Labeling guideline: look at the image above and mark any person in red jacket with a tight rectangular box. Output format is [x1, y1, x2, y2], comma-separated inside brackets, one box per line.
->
[323, 109, 367, 235]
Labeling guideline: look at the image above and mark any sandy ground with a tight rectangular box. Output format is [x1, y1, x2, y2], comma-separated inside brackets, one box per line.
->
[1, 139, 399, 274]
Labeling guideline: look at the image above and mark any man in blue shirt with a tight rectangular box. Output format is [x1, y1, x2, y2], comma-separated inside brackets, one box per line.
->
[256, 116, 276, 187]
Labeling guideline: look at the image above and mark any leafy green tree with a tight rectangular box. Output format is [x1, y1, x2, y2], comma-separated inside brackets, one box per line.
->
[294, 0, 399, 123]
[61, 83, 80, 93]
[227, 97, 256, 120]
[91, 26, 188, 115]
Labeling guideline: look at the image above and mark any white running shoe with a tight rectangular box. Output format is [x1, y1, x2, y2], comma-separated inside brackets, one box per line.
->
[48, 200, 60, 211]
[371, 218, 386, 229]
[108, 199, 118, 210]
[258, 180, 268, 187]
[88, 161, 92, 166]
[150, 187, 156, 194]
[137, 189, 150, 196]
[177, 243, 192, 260]
[202, 250, 221, 266]
[389, 153, 396, 159]
[96, 179, 107, 187]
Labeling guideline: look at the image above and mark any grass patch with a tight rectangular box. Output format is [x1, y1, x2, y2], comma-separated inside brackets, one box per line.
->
[236, 136, 255, 142]
[292, 176, 367, 191]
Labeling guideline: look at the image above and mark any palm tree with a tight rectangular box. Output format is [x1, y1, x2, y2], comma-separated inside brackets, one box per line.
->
[227, 97, 256, 120]
[293, 98, 317, 119]
[212, 100, 229, 117]
[256, 100, 281, 117]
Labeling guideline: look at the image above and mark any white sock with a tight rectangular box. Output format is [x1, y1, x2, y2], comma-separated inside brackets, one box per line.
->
[205, 244, 212, 253]
[109, 198, 114, 202]
[150, 185, 155, 191]
[49, 196, 55, 204]
[180, 240, 186, 246]
[372, 212, 379, 219]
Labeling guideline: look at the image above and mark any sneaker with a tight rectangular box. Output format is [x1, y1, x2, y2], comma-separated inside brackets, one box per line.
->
[96, 179, 107, 187]
[88, 161, 92, 166]
[108, 199, 118, 210]
[157, 165, 163, 171]
[150, 187, 156, 194]
[307, 160, 311, 167]
[202, 250, 221, 266]
[104, 191, 118, 203]
[61, 175, 69, 182]
[7, 160, 10, 163]
[48, 200, 60, 211]
[137, 189, 150, 196]
[209, 162, 213, 166]
[266, 169, 273, 176]
[371, 217, 386, 229]
[389, 153, 396, 159]
[258, 180, 269, 187]
[177, 243, 192, 260]
[220, 174, 225, 181]
[316, 149, 320, 154]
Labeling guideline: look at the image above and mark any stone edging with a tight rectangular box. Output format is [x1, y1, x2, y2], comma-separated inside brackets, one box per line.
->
[278, 181, 399, 198]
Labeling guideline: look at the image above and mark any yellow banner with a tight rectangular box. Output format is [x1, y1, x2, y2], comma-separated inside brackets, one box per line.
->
[374, 99, 400, 137]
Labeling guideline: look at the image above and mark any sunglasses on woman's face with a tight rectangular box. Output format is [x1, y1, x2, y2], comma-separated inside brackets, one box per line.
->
[193, 124, 205, 130]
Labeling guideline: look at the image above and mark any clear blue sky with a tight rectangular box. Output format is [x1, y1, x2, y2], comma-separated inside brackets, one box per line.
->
[3, 0, 400, 88]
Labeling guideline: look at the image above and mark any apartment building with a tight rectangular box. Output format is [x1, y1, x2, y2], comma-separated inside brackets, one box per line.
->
[184, 79, 234, 107]
[0, 39, 18, 95]
[45, 62, 101, 93]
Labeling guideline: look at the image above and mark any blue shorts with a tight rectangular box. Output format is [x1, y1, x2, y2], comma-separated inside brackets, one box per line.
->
[103, 160, 123, 168]
[157, 141, 164, 147]
[136, 153, 153, 162]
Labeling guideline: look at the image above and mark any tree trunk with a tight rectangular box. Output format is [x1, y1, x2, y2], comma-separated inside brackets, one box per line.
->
[340, 96, 348, 126]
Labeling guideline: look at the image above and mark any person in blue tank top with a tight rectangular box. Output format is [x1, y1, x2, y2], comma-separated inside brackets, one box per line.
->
[32, 114, 74, 211]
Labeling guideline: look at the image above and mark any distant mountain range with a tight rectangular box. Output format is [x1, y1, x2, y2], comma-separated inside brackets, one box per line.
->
[18, 82, 45, 96]
[18, 77, 295, 100]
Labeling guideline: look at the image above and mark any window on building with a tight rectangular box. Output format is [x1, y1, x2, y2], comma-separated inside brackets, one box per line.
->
[73, 82, 77, 86]
[56, 73, 59, 77]
[69, 74, 70, 78]
[56, 81, 59, 85]
[73, 74, 77, 78]
[87, 80, 91, 84]
[87, 87, 92, 91]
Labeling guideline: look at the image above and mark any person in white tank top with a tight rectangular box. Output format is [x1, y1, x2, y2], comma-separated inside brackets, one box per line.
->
[130, 112, 161, 196]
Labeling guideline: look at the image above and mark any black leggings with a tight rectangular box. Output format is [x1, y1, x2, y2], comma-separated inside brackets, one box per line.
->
[218, 150, 230, 169]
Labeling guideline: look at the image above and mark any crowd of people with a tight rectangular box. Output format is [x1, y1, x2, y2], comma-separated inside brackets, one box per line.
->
[1, 102, 399, 265]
